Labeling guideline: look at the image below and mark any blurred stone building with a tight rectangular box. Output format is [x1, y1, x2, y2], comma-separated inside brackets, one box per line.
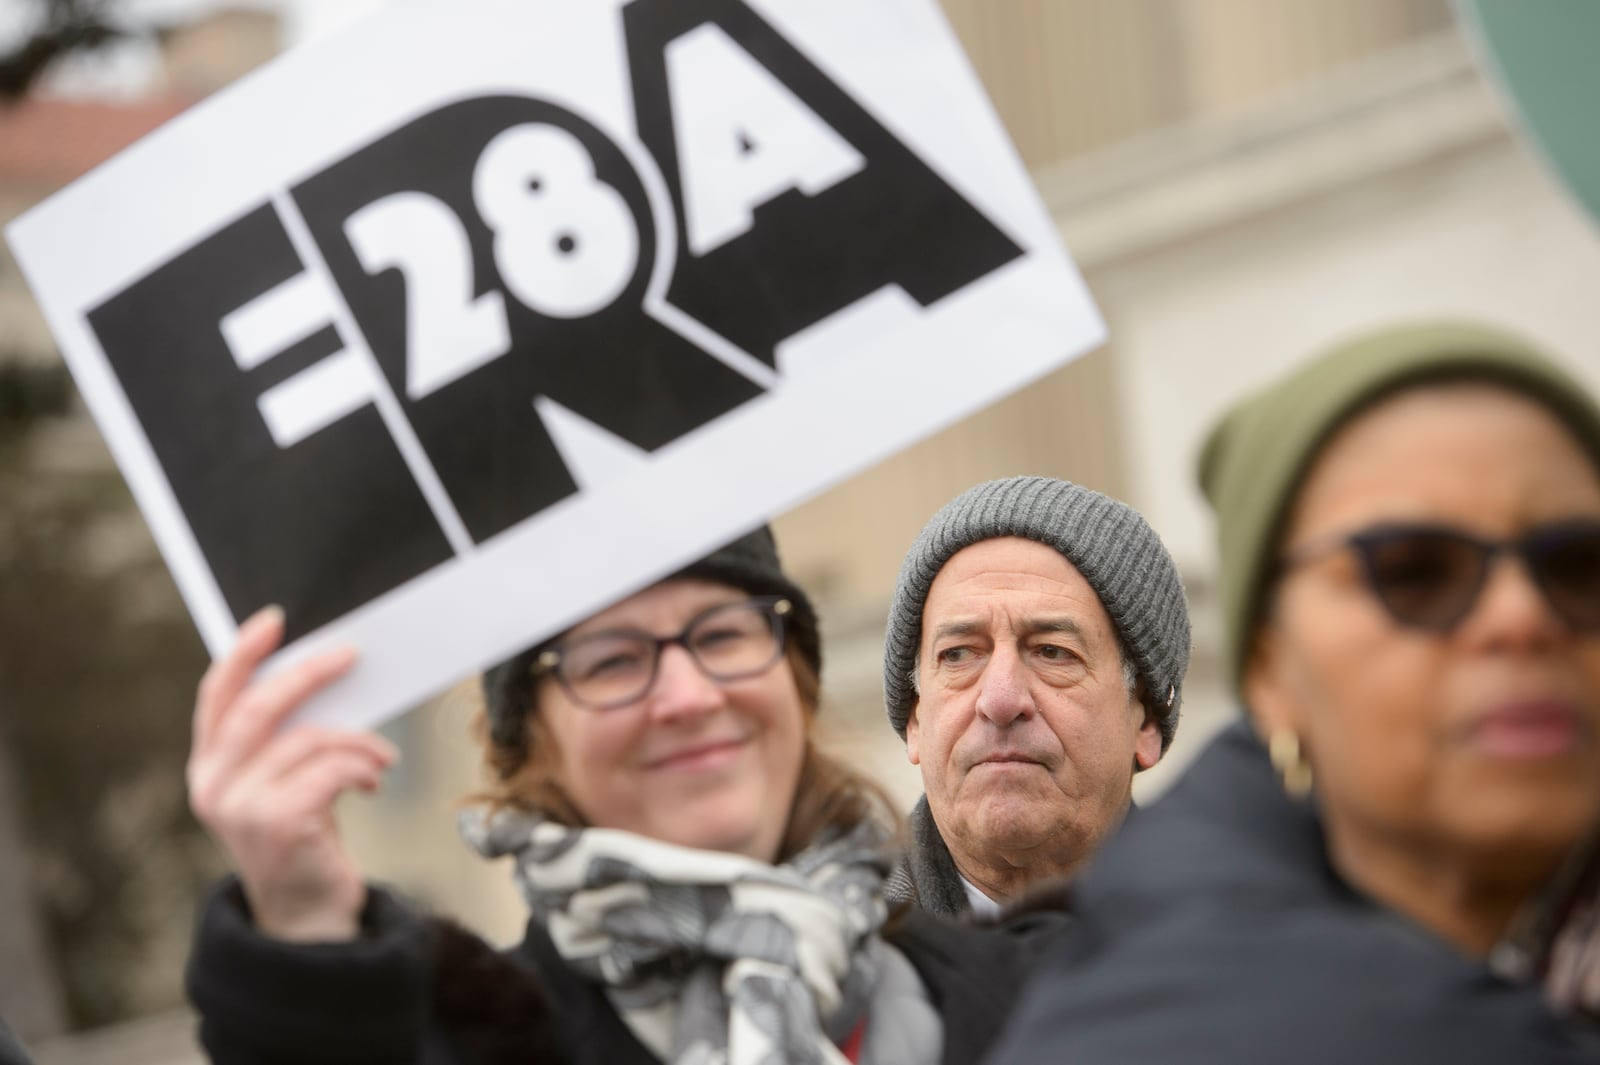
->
[8, 1, 1600, 1061]
[0, 8, 282, 1061]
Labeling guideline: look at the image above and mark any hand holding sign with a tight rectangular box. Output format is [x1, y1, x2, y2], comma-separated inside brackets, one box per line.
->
[8, 0, 1104, 732]
[187, 608, 393, 941]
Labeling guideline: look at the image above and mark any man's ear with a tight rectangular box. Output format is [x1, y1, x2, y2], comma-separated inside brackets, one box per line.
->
[1133, 709, 1163, 771]
[905, 704, 922, 767]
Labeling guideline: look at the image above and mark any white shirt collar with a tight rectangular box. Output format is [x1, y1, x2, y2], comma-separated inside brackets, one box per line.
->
[958, 872, 1003, 917]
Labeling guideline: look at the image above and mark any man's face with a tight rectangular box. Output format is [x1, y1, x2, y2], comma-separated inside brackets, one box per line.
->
[907, 537, 1162, 871]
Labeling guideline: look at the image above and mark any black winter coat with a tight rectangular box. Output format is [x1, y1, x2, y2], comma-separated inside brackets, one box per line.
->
[983, 721, 1600, 1065]
[187, 879, 1066, 1065]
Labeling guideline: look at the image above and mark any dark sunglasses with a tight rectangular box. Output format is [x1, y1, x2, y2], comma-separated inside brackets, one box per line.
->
[1276, 520, 1600, 633]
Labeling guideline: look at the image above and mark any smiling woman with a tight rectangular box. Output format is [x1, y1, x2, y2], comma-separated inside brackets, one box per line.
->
[181, 527, 1067, 1065]
[478, 585, 810, 864]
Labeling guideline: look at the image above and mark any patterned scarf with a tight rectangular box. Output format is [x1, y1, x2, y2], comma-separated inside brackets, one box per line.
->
[883, 796, 971, 919]
[461, 810, 892, 1065]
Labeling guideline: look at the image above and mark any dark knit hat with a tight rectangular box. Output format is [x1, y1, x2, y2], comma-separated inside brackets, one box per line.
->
[482, 526, 820, 756]
[883, 476, 1191, 751]
[1199, 320, 1600, 695]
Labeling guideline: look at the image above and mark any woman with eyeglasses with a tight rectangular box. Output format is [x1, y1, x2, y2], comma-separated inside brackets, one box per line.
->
[984, 322, 1600, 1065]
[184, 528, 1053, 1065]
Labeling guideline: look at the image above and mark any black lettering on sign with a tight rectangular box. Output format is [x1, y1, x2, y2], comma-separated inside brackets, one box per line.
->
[85, 205, 455, 641]
[623, 0, 1025, 366]
[292, 96, 766, 544]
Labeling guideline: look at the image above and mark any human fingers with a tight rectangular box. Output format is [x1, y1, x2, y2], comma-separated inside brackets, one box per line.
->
[193, 606, 285, 753]
[192, 725, 397, 833]
[223, 747, 394, 942]
[218, 746, 392, 854]
[219, 746, 390, 906]
[188, 645, 357, 804]
[272, 745, 392, 813]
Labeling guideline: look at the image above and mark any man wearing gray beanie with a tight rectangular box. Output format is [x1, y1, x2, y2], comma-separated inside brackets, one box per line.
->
[883, 475, 1190, 916]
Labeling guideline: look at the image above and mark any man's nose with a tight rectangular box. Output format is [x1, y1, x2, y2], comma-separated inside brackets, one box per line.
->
[974, 647, 1034, 727]
[646, 643, 724, 722]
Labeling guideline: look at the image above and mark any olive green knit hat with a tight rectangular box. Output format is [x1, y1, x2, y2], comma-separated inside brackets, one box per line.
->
[1198, 320, 1600, 695]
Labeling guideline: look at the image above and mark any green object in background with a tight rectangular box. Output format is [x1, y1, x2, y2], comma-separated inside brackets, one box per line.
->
[1460, 0, 1600, 227]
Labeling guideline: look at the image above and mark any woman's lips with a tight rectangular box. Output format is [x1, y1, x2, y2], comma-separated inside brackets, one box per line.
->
[1466, 699, 1585, 759]
[645, 738, 747, 772]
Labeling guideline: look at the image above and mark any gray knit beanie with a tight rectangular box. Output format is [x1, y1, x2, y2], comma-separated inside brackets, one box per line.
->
[883, 476, 1190, 752]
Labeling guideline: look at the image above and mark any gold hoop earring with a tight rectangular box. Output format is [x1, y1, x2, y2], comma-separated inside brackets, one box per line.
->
[1268, 731, 1314, 799]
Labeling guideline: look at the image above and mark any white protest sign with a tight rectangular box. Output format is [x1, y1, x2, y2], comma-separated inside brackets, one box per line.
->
[7, 0, 1104, 730]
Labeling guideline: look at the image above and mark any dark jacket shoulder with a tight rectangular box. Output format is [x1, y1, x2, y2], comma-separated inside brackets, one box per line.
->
[983, 721, 1600, 1065]
[884, 904, 1070, 1062]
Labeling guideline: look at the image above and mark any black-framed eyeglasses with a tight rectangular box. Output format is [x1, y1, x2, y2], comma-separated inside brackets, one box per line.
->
[532, 597, 793, 709]
[1277, 520, 1600, 633]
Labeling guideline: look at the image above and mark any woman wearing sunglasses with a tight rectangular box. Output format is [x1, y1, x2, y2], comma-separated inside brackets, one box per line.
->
[984, 322, 1600, 1065]
[184, 529, 1047, 1065]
